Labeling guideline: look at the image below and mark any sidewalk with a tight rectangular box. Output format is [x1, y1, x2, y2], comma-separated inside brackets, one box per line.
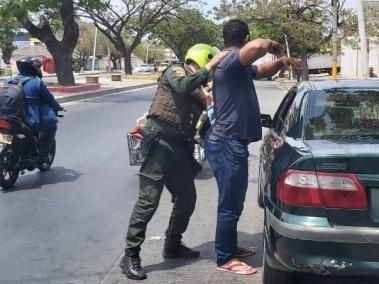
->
[53, 77, 157, 104]
[101, 142, 265, 284]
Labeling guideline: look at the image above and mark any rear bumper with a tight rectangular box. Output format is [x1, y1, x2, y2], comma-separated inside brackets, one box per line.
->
[266, 210, 379, 276]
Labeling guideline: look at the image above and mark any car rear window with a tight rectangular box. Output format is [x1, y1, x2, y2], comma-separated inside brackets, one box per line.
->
[304, 88, 379, 141]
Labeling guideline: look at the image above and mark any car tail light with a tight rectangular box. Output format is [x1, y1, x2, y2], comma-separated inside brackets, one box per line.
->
[277, 170, 367, 209]
[0, 119, 12, 130]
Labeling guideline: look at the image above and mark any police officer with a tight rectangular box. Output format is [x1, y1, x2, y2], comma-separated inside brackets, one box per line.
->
[120, 44, 227, 280]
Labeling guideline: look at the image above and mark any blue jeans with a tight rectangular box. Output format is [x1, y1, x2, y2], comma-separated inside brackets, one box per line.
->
[204, 130, 249, 266]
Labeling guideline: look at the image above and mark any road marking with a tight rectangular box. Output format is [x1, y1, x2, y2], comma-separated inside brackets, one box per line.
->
[98, 251, 125, 284]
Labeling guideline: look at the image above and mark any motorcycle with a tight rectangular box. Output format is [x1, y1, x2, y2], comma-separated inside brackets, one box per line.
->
[0, 114, 63, 189]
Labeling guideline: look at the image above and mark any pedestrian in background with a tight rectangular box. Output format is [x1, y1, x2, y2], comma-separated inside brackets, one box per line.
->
[120, 44, 228, 280]
[204, 19, 301, 275]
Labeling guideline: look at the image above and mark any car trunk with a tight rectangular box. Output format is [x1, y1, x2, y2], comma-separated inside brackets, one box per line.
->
[306, 140, 379, 227]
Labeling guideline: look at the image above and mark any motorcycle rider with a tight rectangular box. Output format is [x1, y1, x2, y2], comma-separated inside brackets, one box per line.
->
[5, 56, 63, 168]
[120, 44, 228, 280]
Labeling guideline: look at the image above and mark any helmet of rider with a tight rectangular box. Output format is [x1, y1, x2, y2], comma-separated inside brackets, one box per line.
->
[16, 56, 43, 78]
[185, 44, 218, 69]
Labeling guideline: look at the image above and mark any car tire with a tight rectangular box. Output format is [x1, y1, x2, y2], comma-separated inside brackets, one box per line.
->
[263, 233, 295, 284]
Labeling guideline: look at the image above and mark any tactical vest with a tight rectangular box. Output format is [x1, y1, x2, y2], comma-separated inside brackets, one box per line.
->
[148, 64, 207, 138]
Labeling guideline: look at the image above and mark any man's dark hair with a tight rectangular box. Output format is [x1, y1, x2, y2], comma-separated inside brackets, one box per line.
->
[223, 19, 250, 47]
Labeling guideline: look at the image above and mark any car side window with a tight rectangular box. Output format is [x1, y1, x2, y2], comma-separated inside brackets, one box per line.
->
[282, 88, 307, 138]
[273, 88, 297, 133]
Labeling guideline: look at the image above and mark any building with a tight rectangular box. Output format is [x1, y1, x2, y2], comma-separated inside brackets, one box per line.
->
[13, 29, 42, 47]
[341, 38, 379, 78]
[12, 46, 55, 74]
[340, 1, 379, 78]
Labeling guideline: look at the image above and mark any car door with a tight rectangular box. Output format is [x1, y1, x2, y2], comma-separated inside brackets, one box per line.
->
[259, 88, 298, 206]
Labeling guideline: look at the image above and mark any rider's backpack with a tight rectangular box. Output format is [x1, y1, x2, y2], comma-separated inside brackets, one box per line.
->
[0, 77, 31, 120]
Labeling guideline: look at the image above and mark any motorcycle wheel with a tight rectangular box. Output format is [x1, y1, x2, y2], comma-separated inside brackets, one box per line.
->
[0, 145, 20, 189]
[38, 139, 56, 172]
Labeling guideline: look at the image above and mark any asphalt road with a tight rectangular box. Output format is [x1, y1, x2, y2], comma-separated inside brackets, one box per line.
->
[1, 81, 375, 284]
[0, 86, 155, 284]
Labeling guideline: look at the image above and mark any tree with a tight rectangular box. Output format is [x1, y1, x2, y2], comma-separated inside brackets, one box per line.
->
[216, 0, 332, 80]
[134, 41, 166, 63]
[153, 9, 223, 61]
[79, 0, 200, 74]
[74, 21, 111, 71]
[74, 21, 96, 70]
[0, 17, 17, 65]
[0, 0, 81, 85]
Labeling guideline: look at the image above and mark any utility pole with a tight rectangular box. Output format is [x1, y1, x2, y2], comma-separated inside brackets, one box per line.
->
[357, 0, 369, 78]
[107, 46, 111, 73]
[91, 27, 98, 72]
[331, 0, 338, 80]
[284, 34, 293, 80]
[145, 43, 149, 64]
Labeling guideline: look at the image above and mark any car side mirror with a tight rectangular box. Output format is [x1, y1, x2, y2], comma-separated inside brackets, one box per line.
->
[261, 114, 273, 128]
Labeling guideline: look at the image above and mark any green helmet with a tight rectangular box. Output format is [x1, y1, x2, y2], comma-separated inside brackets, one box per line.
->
[185, 44, 217, 68]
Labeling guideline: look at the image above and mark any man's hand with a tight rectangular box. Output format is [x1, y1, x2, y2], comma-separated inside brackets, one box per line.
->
[205, 51, 230, 71]
[281, 56, 302, 69]
[268, 41, 284, 57]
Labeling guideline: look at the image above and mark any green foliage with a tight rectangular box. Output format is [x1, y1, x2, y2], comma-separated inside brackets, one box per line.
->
[79, 0, 201, 73]
[153, 9, 222, 60]
[134, 41, 166, 63]
[0, 16, 17, 64]
[74, 21, 113, 67]
[216, 0, 329, 55]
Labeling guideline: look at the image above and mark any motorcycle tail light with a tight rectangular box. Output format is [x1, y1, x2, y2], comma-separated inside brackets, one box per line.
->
[277, 170, 367, 209]
[0, 119, 12, 130]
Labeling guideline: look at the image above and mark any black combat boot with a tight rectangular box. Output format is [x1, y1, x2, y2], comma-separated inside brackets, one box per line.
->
[162, 239, 200, 259]
[120, 254, 147, 280]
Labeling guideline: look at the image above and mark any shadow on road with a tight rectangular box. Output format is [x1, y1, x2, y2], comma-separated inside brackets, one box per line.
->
[143, 231, 263, 274]
[2, 167, 82, 192]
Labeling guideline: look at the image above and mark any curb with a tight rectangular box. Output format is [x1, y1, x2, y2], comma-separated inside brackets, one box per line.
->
[56, 82, 157, 104]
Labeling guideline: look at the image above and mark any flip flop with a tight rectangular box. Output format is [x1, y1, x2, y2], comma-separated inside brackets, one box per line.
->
[217, 258, 258, 275]
[236, 246, 257, 257]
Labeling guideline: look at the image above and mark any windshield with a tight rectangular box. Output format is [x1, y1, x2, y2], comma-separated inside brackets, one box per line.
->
[304, 88, 379, 142]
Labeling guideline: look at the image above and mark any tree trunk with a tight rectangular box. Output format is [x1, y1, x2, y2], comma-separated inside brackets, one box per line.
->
[111, 58, 118, 70]
[21, 0, 79, 86]
[49, 47, 76, 86]
[300, 48, 309, 81]
[124, 51, 133, 75]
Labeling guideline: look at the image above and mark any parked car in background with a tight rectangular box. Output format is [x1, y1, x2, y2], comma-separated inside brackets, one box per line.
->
[149, 64, 157, 72]
[134, 64, 150, 73]
[158, 62, 169, 73]
[258, 80, 379, 284]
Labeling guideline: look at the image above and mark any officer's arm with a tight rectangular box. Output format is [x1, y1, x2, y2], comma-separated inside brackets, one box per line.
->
[164, 67, 210, 96]
[39, 82, 63, 112]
